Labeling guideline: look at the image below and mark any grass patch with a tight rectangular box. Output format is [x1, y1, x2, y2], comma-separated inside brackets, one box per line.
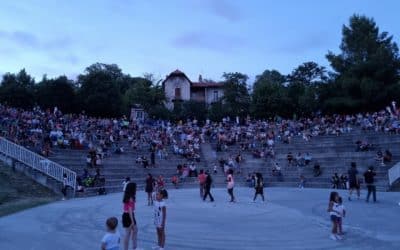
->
[0, 165, 58, 217]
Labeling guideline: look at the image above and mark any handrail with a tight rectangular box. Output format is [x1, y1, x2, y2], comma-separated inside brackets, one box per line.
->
[0, 137, 76, 193]
[388, 161, 400, 186]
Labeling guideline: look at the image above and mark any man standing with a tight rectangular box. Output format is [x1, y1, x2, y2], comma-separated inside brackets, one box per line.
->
[203, 171, 214, 202]
[364, 166, 377, 203]
[348, 162, 360, 201]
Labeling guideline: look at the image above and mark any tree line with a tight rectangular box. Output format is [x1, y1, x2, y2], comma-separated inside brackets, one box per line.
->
[1, 15, 400, 121]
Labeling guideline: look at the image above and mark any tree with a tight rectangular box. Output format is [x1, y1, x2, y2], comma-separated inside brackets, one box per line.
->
[325, 14, 400, 112]
[251, 70, 289, 118]
[122, 76, 165, 115]
[36, 76, 77, 113]
[0, 69, 35, 108]
[77, 63, 124, 117]
[221, 72, 251, 118]
[287, 62, 327, 116]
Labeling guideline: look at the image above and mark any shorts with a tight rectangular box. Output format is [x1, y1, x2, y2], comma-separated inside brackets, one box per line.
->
[122, 212, 136, 228]
[330, 215, 338, 222]
[349, 181, 359, 189]
[255, 187, 263, 194]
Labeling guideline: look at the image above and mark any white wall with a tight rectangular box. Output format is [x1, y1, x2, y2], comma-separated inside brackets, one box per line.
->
[205, 87, 224, 104]
[164, 77, 191, 109]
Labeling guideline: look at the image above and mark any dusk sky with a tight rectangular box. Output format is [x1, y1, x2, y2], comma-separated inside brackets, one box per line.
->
[1, 0, 399, 83]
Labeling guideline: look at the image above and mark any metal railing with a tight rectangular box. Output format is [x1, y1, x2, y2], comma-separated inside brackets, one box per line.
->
[0, 137, 76, 192]
[388, 161, 400, 186]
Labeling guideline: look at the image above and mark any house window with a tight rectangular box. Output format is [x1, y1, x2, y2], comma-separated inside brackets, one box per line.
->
[175, 88, 181, 99]
[136, 111, 143, 119]
[213, 90, 219, 102]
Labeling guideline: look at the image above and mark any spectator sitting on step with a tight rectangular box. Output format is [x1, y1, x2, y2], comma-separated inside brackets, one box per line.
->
[265, 147, 275, 159]
[313, 162, 322, 177]
[272, 162, 282, 177]
[304, 152, 312, 165]
[141, 156, 149, 168]
[76, 177, 84, 192]
[331, 173, 340, 189]
[189, 162, 198, 177]
[383, 149, 392, 163]
[96, 154, 102, 166]
[135, 155, 143, 164]
[340, 174, 348, 189]
[171, 175, 178, 188]
[375, 150, 385, 166]
[252, 149, 262, 158]
[295, 152, 304, 167]
[287, 152, 294, 166]
[355, 140, 372, 151]
[86, 154, 92, 167]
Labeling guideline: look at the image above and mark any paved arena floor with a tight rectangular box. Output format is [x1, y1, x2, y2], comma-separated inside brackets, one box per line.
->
[1, 187, 400, 250]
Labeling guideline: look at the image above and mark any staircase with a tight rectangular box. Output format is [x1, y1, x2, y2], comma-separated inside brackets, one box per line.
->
[47, 131, 400, 196]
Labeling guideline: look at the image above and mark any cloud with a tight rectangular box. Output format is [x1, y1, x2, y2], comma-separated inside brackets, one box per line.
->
[273, 32, 332, 54]
[172, 31, 244, 53]
[0, 30, 40, 48]
[202, 0, 242, 22]
[0, 30, 73, 51]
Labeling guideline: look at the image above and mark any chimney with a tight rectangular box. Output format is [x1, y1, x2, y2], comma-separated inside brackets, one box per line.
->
[199, 74, 203, 82]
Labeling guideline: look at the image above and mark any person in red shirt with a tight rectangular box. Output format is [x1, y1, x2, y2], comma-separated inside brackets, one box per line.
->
[198, 169, 207, 198]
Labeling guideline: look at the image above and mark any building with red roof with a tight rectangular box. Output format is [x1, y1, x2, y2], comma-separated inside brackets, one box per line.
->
[162, 70, 224, 110]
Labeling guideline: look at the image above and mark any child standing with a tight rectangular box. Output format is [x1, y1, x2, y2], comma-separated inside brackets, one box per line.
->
[154, 190, 167, 250]
[227, 169, 235, 202]
[122, 182, 139, 250]
[253, 173, 265, 202]
[101, 217, 120, 250]
[327, 191, 342, 240]
[299, 175, 305, 189]
[337, 197, 346, 235]
[62, 173, 68, 200]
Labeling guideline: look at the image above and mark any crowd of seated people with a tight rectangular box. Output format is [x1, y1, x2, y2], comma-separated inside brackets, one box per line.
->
[2, 103, 400, 193]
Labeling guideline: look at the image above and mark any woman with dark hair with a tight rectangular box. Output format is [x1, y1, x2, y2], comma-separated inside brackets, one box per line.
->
[327, 191, 342, 240]
[253, 172, 265, 202]
[122, 182, 139, 250]
[226, 169, 235, 202]
[145, 174, 155, 206]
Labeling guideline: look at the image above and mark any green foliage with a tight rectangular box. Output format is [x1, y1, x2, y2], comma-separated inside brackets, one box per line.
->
[325, 14, 400, 112]
[0, 69, 35, 108]
[208, 100, 228, 122]
[251, 70, 290, 118]
[122, 77, 165, 114]
[35, 76, 77, 113]
[222, 72, 251, 118]
[286, 62, 327, 116]
[77, 63, 124, 117]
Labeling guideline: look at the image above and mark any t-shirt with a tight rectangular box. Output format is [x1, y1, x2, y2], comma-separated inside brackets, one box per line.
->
[348, 168, 358, 183]
[101, 232, 120, 250]
[198, 174, 206, 184]
[154, 200, 166, 227]
[336, 204, 345, 218]
[123, 199, 135, 213]
[227, 174, 234, 189]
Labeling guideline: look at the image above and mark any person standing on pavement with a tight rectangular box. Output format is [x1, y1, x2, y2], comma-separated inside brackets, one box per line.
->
[363, 166, 377, 203]
[348, 162, 360, 201]
[203, 171, 214, 202]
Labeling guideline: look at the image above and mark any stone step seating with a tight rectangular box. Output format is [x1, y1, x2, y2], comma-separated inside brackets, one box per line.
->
[48, 139, 212, 197]
[212, 133, 400, 191]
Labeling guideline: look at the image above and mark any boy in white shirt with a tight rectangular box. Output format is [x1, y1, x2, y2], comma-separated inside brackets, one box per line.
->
[101, 217, 120, 250]
[154, 190, 167, 250]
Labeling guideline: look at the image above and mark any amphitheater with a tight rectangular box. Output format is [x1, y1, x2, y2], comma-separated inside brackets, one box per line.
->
[1, 129, 400, 250]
